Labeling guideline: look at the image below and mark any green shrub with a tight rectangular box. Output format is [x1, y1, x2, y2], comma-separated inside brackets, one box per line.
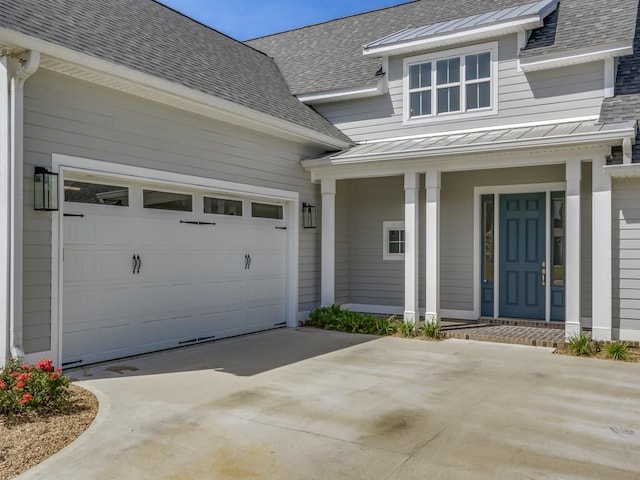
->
[604, 341, 630, 361]
[395, 320, 416, 338]
[0, 358, 71, 416]
[307, 306, 396, 336]
[421, 319, 442, 339]
[566, 332, 594, 356]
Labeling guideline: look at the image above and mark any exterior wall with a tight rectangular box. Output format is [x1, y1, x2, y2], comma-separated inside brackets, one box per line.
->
[612, 177, 640, 337]
[22, 69, 325, 353]
[581, 162, 593, 322]
[337, 164, 593, 317]
[441, 165, 567, 313]
[337, 176, 405, 307]
[316, 35, 605, 142]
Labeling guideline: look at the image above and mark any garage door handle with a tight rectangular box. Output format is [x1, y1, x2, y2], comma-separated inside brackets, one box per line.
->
[132, 254, 138, 274]
[136, 254, 141, 274]
[247, 254, 252, 270]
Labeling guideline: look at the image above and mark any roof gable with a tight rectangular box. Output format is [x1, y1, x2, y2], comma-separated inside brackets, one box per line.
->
[0, 0, 351, 146]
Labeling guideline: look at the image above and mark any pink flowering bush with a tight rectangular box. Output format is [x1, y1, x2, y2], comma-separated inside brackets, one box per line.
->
[0, 358, 71, 415]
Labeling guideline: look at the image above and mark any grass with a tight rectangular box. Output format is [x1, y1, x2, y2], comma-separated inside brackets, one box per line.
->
[603, 340, 630, 361]
[566, 332, 594, 356]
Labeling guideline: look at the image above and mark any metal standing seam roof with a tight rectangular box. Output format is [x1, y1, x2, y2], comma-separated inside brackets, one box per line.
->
[248, 0, 640, 97]
[0, 0, 352, 146]
[314, 120, 637, 163]
[364, 0, 557, 50]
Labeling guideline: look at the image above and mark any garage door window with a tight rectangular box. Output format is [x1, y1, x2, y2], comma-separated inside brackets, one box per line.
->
[64, 180, 129, 206]
[251, 202, 283, 219]
[143, 190, 192, 212]
[204, 197, 243, 216]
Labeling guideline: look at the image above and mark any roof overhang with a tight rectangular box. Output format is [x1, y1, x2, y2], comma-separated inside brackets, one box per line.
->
[302, 119, 637, 168]
[0, 28, 352, 150]
[519, 43, 634, 72]
[297, 78, 386, 105]
[363, 0, 557, 58]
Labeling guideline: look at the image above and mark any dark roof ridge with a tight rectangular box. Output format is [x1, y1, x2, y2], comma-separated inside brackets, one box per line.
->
[246, 0, 418, 42]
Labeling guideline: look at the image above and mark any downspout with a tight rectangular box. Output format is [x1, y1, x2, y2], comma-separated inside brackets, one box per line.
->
[0, 55, 12, 364]
[9, 51, 40, 359]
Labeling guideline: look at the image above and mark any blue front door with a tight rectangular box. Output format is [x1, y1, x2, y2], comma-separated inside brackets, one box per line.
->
[499, 193, 546, 319]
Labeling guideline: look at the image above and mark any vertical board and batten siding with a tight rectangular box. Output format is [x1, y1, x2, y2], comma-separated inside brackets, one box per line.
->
[612, 178, 640, 336]
[22, 69, 325, 353]
[580, 163, 593, 322]
[315, 34, 605, 143]
[335, 180, 351, 305]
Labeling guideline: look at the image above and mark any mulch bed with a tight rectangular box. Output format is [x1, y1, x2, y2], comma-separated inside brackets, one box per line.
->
[0, 384, 98, 480]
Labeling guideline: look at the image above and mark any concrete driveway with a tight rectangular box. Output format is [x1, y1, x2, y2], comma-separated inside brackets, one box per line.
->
[18, 329, 640, 479]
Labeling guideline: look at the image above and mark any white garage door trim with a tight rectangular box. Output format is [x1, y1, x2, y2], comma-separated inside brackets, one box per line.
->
[49, 153, 300, 367]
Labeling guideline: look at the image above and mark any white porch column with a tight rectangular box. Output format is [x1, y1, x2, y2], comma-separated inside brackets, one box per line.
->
[592, 155, 612, 340]
[425, 170, 440, 321]
[565, 159, 581, 338]
[0, 57, 10, 364]
[404, 172, 419, 323]
[320, 178, 336, 306]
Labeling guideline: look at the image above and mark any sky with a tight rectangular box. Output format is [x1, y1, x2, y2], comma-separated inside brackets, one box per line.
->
[157, 0, 410, 41]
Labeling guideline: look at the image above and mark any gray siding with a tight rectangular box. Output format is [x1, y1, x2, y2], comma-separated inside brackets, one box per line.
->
[337, 177, 405, 307]
[22, 69, 325, 353]
[337, 165, 583, 317]
[316, 35, 605, 142]
[581, 163, 593, 321]
[613, 178, 640, 334]
[441, 165, 567, 313]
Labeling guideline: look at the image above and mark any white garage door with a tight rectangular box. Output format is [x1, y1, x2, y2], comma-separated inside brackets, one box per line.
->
[62, 174, 288, 367]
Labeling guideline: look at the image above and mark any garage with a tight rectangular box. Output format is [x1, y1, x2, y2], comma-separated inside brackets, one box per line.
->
[60, 170, 290, 367]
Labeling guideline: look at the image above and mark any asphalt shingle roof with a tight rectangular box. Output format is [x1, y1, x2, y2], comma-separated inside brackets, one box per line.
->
[248, 0, 639, 96]
[0, 0, 352, 145]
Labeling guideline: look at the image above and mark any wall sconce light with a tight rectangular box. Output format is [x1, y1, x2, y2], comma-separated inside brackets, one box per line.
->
[34, 167, 59, 211]
[302, 202, 317, 228]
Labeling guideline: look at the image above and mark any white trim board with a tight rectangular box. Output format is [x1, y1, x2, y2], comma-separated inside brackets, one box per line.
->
[49, 154, 300, 367]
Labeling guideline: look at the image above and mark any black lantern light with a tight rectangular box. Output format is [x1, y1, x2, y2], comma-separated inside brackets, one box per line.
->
[302, 202, 317, 229]
[34, 167, 59, 211]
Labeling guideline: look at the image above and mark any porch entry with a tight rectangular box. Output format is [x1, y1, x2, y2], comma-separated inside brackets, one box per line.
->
[481, 191, 565, 322]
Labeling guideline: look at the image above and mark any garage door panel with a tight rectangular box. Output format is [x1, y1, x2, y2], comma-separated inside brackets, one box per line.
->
[64, 219, 97, 246]
[65, 252, 98, 283]
[100, 286, 139, 319]
[63, 176, 289, 366]
[101, 252, 135, 281]
[100, 218, 132, 246]
[63, 288, 98, 321]
[201, 279, 244, 307]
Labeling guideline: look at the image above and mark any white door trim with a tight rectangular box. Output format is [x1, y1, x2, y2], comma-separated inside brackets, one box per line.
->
[473, 182, 566, 321]
[50, 154, 299, 367]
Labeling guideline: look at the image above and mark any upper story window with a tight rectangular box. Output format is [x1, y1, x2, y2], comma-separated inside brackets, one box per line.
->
[404, 42, 498, 124]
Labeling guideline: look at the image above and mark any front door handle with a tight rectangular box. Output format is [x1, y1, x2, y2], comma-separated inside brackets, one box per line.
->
[541, 261, 546, 287]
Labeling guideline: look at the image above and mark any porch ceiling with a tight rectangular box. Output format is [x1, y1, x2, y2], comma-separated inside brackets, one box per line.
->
[304, 119, 637, 166]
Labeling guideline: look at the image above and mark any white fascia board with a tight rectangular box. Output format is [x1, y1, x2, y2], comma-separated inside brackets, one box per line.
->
[518, 44, 633, 72]
[604, 163, 640, 177]
[363, 17, 542, 57]
[302, 127, 636, 167]
[0, 28, 351, 150]
[297, 79, 385, 104]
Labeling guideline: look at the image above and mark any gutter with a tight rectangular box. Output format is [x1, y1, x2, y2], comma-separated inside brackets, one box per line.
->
[8, 50, 40, 359]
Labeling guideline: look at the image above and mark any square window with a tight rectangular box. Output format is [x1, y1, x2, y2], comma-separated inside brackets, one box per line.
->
[383, 221, 405, 260]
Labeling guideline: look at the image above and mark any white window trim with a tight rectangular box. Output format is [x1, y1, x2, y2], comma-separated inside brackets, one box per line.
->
[383, 221, 405, 261]
[403, 42, 499, 125]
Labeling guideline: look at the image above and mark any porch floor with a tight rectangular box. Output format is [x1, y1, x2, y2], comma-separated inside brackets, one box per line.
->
[440, 320, 566, 348]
